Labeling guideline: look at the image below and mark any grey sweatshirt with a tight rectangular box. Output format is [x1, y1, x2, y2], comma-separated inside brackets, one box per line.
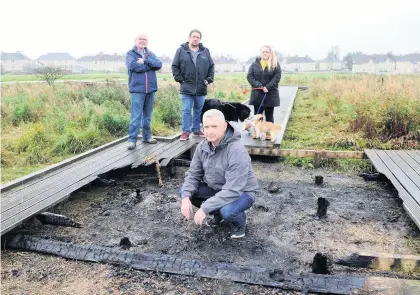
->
[181, 124, 259, 214]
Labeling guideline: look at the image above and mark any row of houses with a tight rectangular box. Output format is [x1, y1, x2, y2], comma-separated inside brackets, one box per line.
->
[2, 51, 420, 74]
[351, 54, 420, 74]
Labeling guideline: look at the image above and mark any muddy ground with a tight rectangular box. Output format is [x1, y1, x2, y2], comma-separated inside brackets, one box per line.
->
[2, 159, 420, 295]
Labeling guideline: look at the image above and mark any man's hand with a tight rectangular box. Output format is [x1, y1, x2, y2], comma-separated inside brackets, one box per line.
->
[137, 58, 145, 64]
[262, 87, 269, 93]
[194, 209, 206, 225]
[181, 198, 193, 220]
[204, 80, 209, 86]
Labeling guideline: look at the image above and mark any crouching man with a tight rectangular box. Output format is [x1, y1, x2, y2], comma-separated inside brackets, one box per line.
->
[179, 109, 259, 238]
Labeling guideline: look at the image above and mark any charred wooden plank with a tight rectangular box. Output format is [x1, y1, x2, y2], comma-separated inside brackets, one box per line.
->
[336, 252, 420, 273]
[173, 159, 192, 167]
[5, 235, 420, 294]
[317, 198, 330, 218]
[36, 212, 82, 228]
[246, 148, 367, 159]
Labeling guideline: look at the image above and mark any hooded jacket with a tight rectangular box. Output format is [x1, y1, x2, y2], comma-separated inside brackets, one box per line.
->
[126, 46, 162, 93]
[171, 42, 215, 96]
[247, 57, 282, 107]
[181, 123, 259, 214]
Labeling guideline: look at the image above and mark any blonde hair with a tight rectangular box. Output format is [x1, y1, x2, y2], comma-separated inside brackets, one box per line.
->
[260, 45, 278, 71]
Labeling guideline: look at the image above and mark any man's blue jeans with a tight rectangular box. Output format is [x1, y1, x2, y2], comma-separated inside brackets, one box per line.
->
[128, 92, 155, 143]
[179, 183, 255, 228]
[180, 94, 205, 133]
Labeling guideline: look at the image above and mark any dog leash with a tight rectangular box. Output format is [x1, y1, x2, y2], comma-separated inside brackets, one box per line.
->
[256, 93, 267, 115]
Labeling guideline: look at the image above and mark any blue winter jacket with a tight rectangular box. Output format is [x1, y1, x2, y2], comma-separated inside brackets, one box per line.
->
[126, 46, 162, 93]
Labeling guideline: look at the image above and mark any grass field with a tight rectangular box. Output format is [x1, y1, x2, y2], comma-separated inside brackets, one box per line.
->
[1, 73, 419, 183]
[1, 73, 128, 82]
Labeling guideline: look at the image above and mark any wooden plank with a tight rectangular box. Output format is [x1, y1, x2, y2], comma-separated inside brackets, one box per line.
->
[274, 87, 299, 145]
[0, 136, 127, 193]
[375, 150, 420, 204]
[132, 139, 188, 167]
[160, 140, 200, 167]
[6, 235, 420, 295]
[1, 140, 133, 201]
[336, 252, 420, 273]
[398, 151, 420, 176]
[1, 141, 161, 213]
[1, 142, 167, 231]
[406, 150, 420, 165]
[365, 150, 420, 229]
[1, 134, 180, 195]
[386, 150, 420, 190]
[1, 176, 97, 234]
[2, 139, 190, 235]
[1, 138, 164, 199]
[403, 202, 420, 229]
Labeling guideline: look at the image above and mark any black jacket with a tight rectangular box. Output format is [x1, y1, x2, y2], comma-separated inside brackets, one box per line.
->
[172, 42, 215, 95]
[247, 58, 282, 108]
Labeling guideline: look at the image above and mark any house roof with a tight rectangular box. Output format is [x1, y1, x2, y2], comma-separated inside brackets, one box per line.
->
[397, 53, 420, 62]
[351, 54, 418, 64]
[37, 52, 75, 61]
[78, 53, 124, 62]
[213, 56, 239, 64]
[285, 56, 314, 63]
[1, 51, 31, 61]
[352, 54, 373, 65]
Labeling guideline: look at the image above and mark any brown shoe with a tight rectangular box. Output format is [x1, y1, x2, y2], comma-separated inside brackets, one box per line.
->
[180, 132, 190, 141]
[193, 131, 206, 137]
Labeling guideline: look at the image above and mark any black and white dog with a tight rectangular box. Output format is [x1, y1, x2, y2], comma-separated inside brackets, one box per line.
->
[201, 98, 251, 123]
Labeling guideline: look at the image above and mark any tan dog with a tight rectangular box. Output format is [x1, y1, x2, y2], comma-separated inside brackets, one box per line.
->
[253, 114, 282, 142]
[242, 119, 254, 134]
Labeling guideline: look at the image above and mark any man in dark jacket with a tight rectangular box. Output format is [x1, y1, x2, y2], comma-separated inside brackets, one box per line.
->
[179, 109, 259, 239]
[172, 29, 215, 141]
[126, 33, 162, 150]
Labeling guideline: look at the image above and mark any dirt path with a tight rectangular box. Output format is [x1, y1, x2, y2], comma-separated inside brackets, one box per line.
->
[2, 161, 419, 294]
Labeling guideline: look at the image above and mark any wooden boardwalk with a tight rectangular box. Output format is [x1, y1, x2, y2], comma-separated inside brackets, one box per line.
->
[365, 149, 420, 228]
[0, 86, 301, 236]
[1, 136, 198, 235]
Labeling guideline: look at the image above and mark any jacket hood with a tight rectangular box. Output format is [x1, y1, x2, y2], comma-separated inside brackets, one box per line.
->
[181, 42, 206, 51]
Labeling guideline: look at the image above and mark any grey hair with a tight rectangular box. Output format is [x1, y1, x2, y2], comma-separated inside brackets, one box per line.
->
[134, 33, 148, 41]
[203, 109, 225, 121]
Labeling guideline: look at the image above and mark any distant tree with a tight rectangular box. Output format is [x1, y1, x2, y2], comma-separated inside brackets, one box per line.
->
[35, 63, 66, 86]
[343, 53, 353, 71]
[328, 45, 340, 59]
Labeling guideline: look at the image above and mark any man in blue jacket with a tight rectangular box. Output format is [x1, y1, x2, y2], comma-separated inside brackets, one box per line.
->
[126, 33, 162, 150]
[179, 109, 259, 239]
[172, 29, 215, 141]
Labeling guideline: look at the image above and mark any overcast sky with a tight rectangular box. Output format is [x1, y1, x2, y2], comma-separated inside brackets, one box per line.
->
[1, 0, 419, 61]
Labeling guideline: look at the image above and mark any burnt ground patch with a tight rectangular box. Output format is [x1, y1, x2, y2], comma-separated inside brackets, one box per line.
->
[2, 161, 419, 294]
